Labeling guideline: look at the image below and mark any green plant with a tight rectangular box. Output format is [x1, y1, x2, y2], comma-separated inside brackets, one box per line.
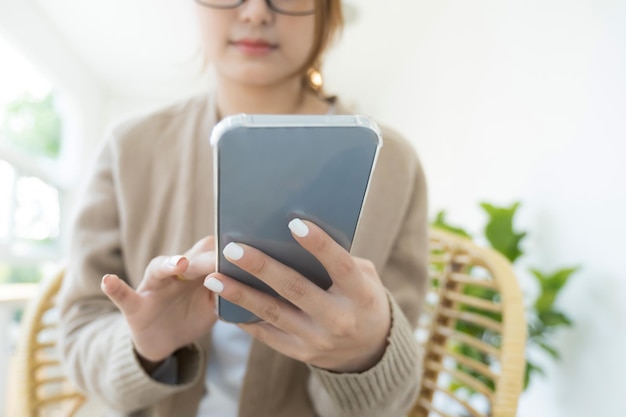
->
[433, 202, 576, 389]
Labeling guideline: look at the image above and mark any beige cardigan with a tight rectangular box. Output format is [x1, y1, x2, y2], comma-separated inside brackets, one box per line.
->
[58, 94, 429, 417]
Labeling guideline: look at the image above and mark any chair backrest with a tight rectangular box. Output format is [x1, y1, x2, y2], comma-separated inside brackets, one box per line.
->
[409, 229, 526, 417]
[16, 269, 85, 417]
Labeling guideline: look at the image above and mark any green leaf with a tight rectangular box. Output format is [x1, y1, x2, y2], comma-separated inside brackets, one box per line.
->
[431, 210, 472, 238]
[480, 202, 526, 263]
[538, 310, 573, 328]
[531, 267, 578, 313]
[525, 361, 545, 389]
[449, 381, 464, 393]
[527, 325, 545, 339]
[455, 320, 488, 338]
[531, 267, 579, 291]
[537, 341, 560, 360]
[454, 343, 486, 363]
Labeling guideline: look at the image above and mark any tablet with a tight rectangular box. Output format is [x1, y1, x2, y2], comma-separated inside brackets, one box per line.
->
[211, 114, 382, 323]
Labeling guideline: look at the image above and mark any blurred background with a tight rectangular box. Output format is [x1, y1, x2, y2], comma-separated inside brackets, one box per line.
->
[0, 0, 624, 416]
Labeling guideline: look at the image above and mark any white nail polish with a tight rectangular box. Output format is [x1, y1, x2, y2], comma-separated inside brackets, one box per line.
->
[204, 277, 224, 293]
[169, 255, 183, 267]
[223, 242, 244, 260]
[288, 218, 309, 238]
[101, 274, 111, 290]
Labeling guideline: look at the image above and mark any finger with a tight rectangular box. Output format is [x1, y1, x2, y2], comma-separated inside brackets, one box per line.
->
[178, 251, 216, 281]
[204, 273, 308, 335]
[221, 242, 329, 315]
[288, 219, 360, 293]
[101, 274, 141, 316]
[143, 255, 190, 283]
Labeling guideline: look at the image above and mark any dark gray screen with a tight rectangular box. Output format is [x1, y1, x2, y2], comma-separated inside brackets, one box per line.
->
[216, 122, 379, 323]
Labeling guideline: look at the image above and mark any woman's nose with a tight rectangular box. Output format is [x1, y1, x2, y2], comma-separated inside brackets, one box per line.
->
[238, 0, 274, 25]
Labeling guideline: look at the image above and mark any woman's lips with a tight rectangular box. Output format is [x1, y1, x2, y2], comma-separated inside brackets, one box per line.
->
[231, 39, 277, 55]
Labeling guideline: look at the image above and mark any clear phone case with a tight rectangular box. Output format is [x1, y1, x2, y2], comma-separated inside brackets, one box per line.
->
[211, 114, 382, 323]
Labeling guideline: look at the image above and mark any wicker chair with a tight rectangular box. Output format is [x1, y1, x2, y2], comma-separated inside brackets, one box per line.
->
[15, 269, 85, 417]
[14, 229, 526, 417]
[409, 229, 526, 417]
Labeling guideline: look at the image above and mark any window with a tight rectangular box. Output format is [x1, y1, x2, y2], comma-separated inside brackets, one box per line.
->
[0, 35, 66, 284]
[0, 159, 61, 282]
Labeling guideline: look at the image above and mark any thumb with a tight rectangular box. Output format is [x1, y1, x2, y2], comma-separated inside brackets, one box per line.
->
[101, 274, 141, 316]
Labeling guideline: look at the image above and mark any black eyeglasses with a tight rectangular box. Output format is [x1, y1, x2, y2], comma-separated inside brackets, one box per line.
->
[195, 0, 315, 16]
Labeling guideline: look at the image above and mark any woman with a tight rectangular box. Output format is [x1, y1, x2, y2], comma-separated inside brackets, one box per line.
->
[58, 0, 429, 416]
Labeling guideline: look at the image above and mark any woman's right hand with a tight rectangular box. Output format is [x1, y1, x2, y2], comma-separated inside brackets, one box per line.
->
[101, 236, 217, 368]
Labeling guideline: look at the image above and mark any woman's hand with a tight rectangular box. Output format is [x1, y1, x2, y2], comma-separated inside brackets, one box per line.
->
[101, 236, 217, 366]
[204, 219, 391, 373]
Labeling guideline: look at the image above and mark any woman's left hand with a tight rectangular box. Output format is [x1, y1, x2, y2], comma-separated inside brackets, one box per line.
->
[203, 218, 391, 373]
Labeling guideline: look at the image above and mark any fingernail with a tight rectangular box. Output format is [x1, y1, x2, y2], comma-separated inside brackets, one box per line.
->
[223, 242, 244, 261]
[288, 218, 309, 237]
[204, 276, 224, 293]
[169, 255, 184, 267]
[101, 274, 114, 291]
[101, 274, 110, 287]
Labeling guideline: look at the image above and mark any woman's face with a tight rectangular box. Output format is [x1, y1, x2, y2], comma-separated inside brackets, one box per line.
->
[196, 0, 317, 87]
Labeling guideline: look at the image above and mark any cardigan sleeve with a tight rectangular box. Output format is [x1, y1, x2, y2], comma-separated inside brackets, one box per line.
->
[57, 137, 205, 413]
[306, 153, 428, 417]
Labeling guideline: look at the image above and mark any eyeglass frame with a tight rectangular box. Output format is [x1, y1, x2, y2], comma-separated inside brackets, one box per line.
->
[194, 0, 316, 16]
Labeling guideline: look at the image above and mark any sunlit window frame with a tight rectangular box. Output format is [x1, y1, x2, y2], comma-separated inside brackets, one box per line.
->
[0, 132, 65, 267]
[0, 31, 70, 269]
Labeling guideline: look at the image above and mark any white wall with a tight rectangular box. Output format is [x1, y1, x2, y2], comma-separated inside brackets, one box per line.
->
[325, 1, 626, 416]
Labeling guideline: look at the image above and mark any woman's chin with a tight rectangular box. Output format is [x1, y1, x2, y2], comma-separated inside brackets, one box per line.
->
[222, 71, 297, 89]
